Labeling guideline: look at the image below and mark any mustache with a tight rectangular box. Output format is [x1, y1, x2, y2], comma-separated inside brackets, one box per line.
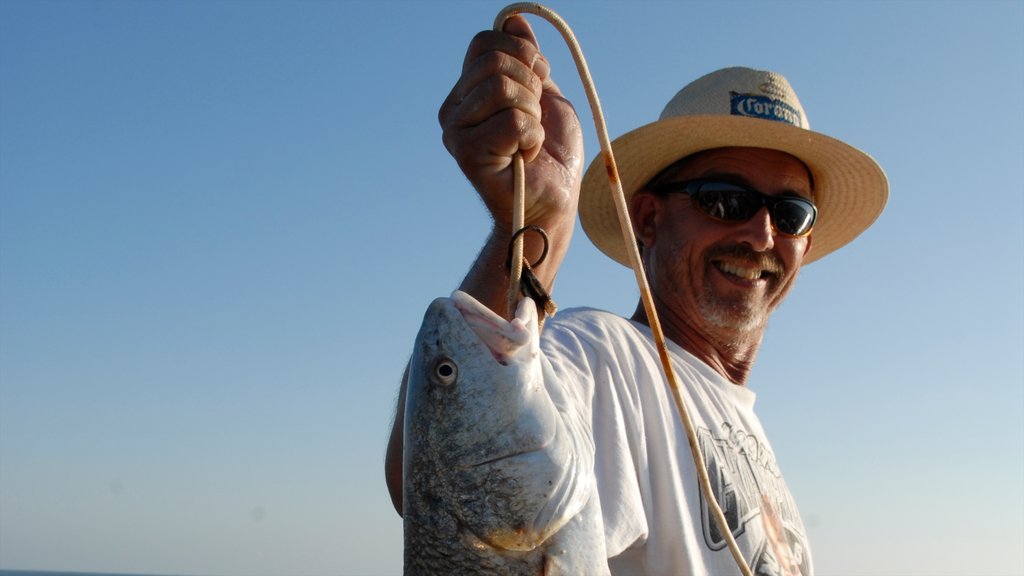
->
[705, 244, 785, 276]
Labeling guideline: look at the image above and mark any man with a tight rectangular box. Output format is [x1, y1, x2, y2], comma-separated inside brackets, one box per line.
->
[386, 15, 887, 574]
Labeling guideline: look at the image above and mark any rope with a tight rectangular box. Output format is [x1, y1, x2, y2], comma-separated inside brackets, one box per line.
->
[507, 153, 526, 320]
[493, 4, 754, 575]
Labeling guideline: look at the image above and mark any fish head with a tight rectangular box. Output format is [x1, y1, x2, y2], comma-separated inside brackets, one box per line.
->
[404, 291, 546, 468]
[401, 293, 593, 553]
[404, 292, 576, 550]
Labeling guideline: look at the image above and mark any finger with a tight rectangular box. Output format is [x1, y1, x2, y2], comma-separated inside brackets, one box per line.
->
[440, 50, 542, 122]
[441, 43, 545, 131]
[458, 76, 544, 132]
[498, 15, 552, 86]
[463, 19, 542, 78]
[496, 14, 538, 52]
[460, 29, 544, 98]
[443, 107, 545, 173]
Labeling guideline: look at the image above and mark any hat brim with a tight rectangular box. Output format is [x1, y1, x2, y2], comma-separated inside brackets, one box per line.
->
[579, 115, 889, 266]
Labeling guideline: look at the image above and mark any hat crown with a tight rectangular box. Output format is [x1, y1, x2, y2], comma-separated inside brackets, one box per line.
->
[659, 67, 810, 130]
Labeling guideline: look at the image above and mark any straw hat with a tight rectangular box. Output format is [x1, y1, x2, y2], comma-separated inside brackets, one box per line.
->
[579, 67, 889, 266]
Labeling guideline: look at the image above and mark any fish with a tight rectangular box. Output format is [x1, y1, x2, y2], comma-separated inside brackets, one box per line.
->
[403, 290, 609, 575]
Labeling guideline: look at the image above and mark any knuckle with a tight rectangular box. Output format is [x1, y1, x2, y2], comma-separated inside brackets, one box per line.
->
[497, 75, 520, 104]
[466, 30, 497, 55]
[503, 109, 541, 142]
[478, 50, 507, 73]
[438, 91, 458, 125]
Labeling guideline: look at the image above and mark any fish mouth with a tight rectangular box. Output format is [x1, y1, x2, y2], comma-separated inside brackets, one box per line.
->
[450, 290, 537, 365]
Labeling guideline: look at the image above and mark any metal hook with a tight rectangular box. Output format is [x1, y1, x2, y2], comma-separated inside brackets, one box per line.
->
[506, 225, 550, 270]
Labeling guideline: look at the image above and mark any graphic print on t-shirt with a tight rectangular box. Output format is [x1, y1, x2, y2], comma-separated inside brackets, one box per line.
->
[698, 423, 811, 576]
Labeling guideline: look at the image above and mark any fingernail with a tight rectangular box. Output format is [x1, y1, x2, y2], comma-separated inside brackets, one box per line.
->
[531, 54, 550, 78]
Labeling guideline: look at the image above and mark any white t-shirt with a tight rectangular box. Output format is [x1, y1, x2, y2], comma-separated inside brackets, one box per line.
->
[541, 307, 813, 576]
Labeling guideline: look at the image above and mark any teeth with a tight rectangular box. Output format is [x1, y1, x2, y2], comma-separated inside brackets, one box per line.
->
[718, 262, 763, 281]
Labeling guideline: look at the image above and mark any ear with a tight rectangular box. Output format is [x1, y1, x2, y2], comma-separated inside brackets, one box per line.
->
[801, 233, 813, 259]
[630, 190, 661, 249]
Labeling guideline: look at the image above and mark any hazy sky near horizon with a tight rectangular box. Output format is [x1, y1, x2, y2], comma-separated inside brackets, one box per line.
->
[2, 1, 1022, 575]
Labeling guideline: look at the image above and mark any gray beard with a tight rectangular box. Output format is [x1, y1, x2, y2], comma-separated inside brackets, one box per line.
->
[697, 286, 769, 341]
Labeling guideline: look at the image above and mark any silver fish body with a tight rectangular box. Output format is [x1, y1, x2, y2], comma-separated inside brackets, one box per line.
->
[403, 291, 608, 575]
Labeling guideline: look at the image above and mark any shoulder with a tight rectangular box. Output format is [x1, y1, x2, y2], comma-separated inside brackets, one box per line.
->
[543, 307, 640, 344]
[540, 307, 655, 373]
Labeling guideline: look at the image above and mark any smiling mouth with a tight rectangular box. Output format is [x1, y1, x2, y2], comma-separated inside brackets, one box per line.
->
[715, 260, 777, 282]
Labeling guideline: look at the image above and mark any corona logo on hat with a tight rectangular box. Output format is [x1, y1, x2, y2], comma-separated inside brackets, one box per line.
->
[579, 66, 888, 267]
[729, 92, 804, 127]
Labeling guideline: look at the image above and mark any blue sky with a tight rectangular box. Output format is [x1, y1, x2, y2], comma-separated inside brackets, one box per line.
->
[1, 1, 1022, 575]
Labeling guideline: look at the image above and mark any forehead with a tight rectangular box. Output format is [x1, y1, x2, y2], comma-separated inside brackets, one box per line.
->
[652, 146, 814, 196]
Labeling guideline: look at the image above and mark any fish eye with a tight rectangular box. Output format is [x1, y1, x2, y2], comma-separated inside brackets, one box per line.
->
[433, 358, 457, 386]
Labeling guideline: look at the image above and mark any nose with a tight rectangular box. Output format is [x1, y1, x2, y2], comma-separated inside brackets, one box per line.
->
[735, 207, 775, 252]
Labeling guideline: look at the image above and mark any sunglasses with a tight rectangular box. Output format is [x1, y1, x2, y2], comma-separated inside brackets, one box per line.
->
[651, 178, 817, 238]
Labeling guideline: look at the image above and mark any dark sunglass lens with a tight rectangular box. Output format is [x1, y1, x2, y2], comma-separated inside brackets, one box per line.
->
[772, 200, 815, 236]
[691, 190, 726, 219]
[688, 181, 816, 235]
[693, 183, 760, 221]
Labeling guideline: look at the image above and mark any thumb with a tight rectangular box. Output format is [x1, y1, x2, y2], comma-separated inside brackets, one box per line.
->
[497, 14, 538, 48]
[498, 14, 549, 79]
